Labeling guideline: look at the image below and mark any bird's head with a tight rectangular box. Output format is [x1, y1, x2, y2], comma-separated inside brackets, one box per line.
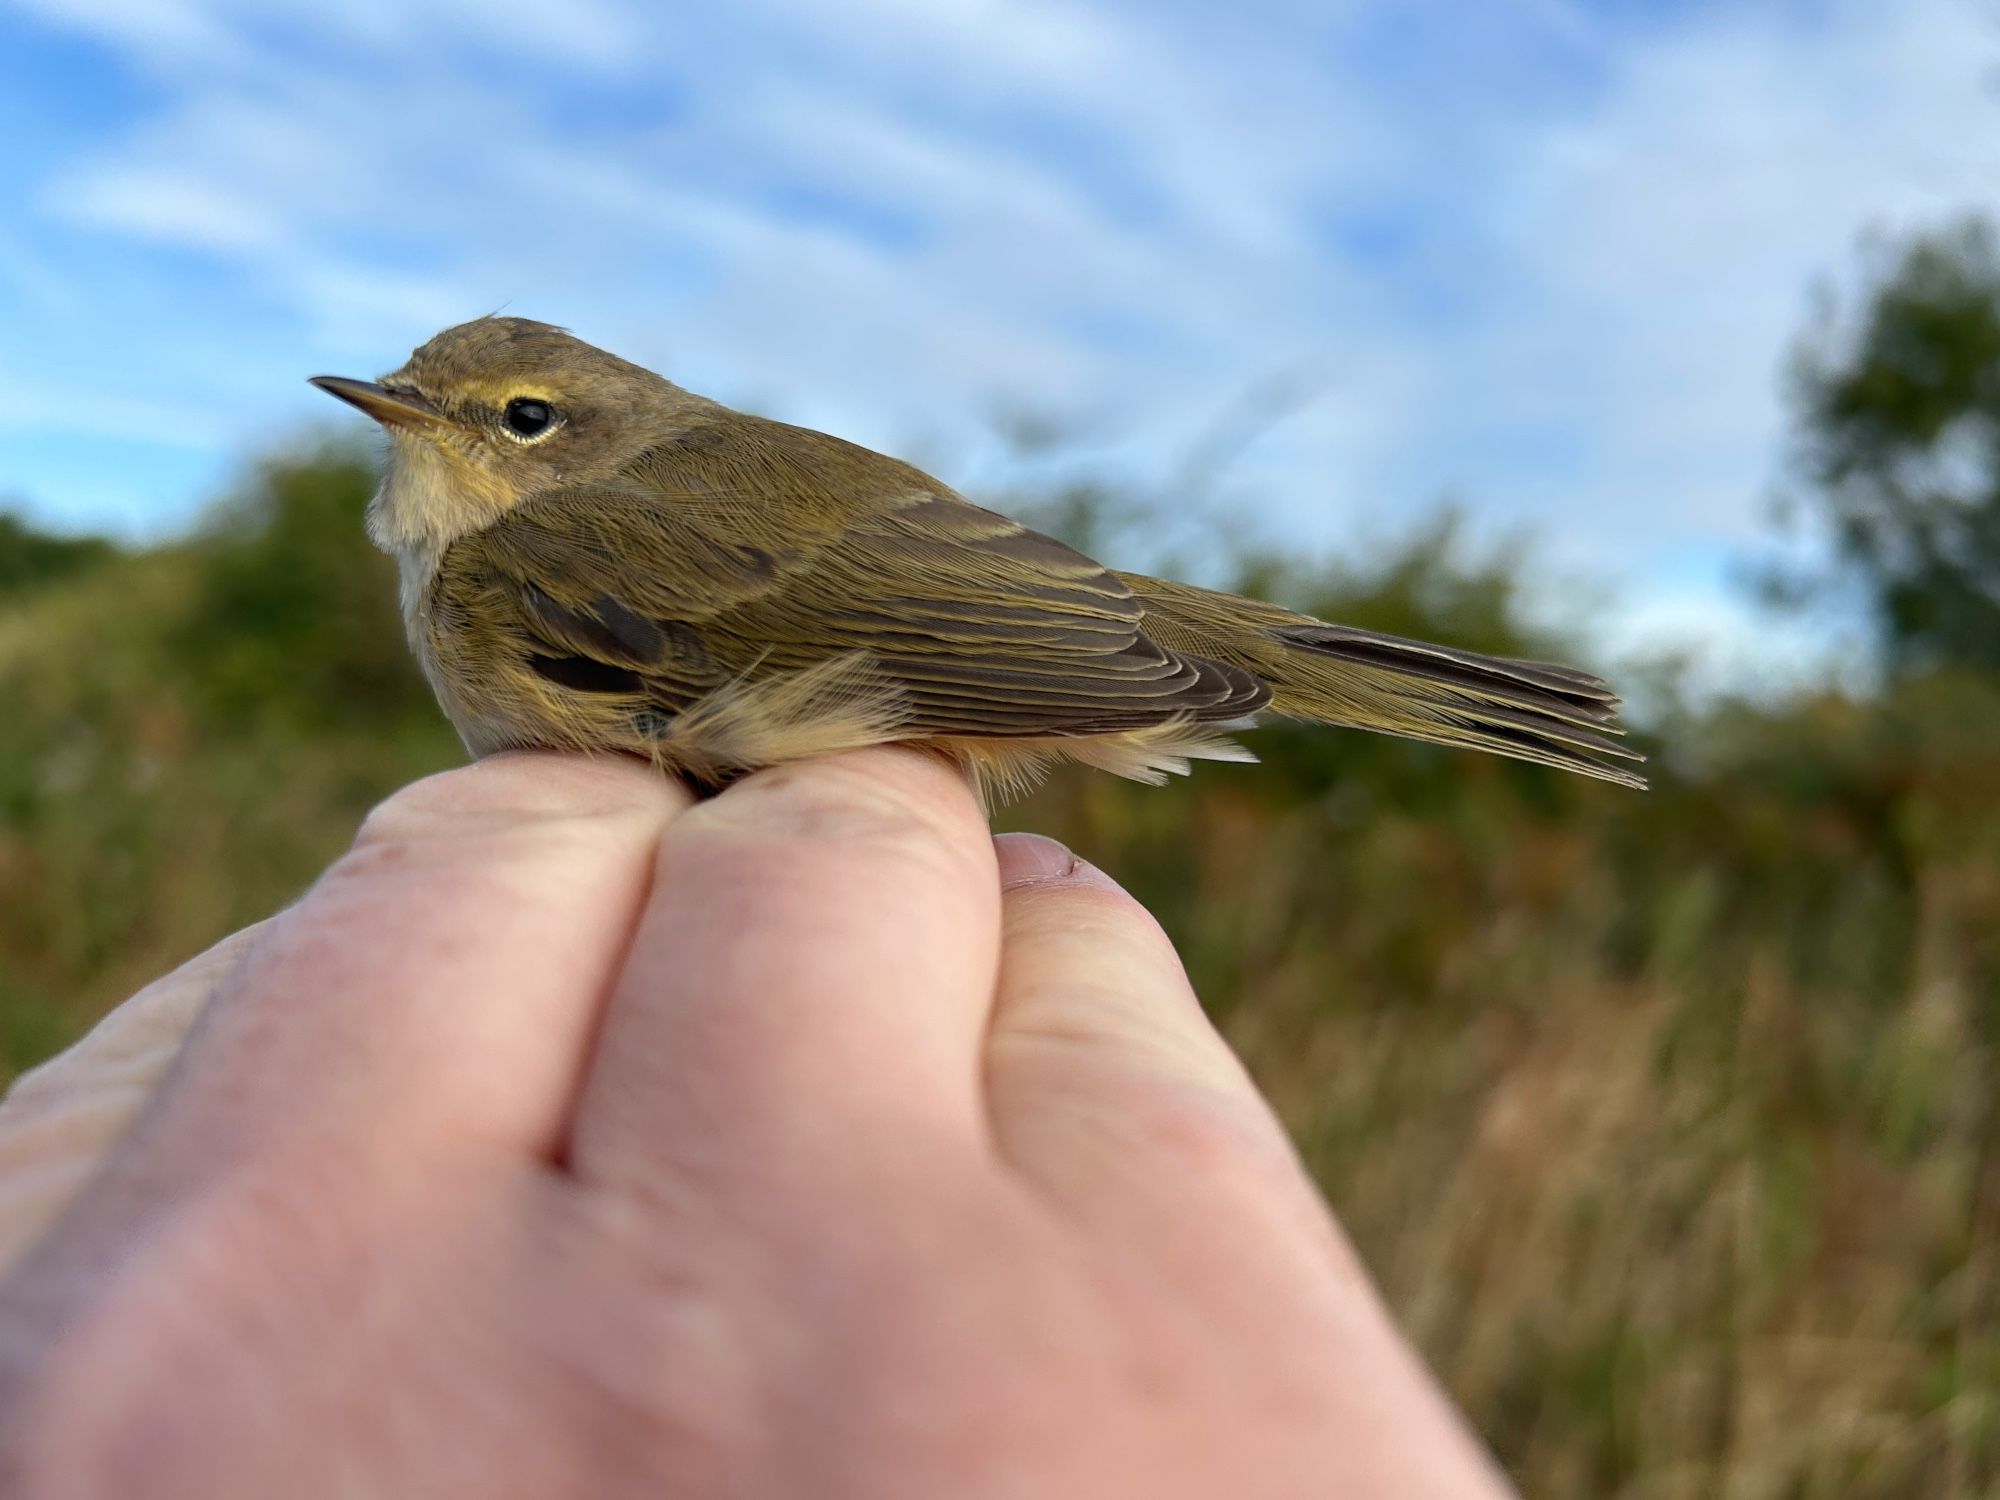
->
[311, 316, 703, 556]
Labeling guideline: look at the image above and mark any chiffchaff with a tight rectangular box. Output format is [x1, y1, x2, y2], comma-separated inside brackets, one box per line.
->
[311, 318, 1643, 800]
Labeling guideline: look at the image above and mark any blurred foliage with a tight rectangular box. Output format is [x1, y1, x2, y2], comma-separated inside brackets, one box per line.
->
[1788, 215, 2000, 676]
[6, 224, 2000, 1495]
[0, 450, 456, 1069]
[0, 510, 117, 599]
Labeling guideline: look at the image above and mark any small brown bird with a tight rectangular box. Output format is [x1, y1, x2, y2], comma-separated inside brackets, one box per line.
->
[311, 318, 1644, 802]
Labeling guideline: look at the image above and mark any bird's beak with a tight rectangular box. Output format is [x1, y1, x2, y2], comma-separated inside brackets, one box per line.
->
[308, 375, 451, 433]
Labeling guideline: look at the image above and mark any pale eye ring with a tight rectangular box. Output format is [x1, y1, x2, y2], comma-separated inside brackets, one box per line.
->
[502, 397, 558, 441]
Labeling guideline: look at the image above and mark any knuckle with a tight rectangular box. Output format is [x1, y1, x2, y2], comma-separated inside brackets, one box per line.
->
[695, 752, 984, 874]
[352, 754, 669, 852]
[1008, 888, 1188, 985]
[1024, 878, 1161, 935]
[1128, 1089, 1288, 1180]
[352, 764, 509, 849]
[995, 987, 1228, 1085]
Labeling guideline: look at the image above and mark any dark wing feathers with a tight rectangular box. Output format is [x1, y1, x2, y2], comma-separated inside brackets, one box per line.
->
[519, 580, 666, 667]
[433, 415, 1258, 739]
[1115, 571, 1645, 788]
[1272, 626, 1621, 727]
[887, 646, 1268, 733]
[527, 652, 646, 695]
[1275, 624, 1620, 715]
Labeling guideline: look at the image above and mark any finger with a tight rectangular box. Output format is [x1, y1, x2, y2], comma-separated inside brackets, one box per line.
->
[0, 922, 262, 1274]
[986, 839, 1507, 1495]
[89, 752, 689, 1195]
[569, 746, 1000, 1196]
[983, 835, 1349, 1268]
[987, 834, 1258, 1098]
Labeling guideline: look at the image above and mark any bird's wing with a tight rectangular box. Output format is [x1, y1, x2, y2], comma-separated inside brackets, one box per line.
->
[430, 416, 1269, 739]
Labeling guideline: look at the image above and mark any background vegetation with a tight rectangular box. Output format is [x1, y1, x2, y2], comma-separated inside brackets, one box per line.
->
[5, 222, 1999, 1498]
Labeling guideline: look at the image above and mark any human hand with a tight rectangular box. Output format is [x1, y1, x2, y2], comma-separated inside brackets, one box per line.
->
[0, 748, 1512, 1498]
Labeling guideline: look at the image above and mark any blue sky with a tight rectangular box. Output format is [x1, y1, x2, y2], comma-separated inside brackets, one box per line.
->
[4, 0, 1997, 690]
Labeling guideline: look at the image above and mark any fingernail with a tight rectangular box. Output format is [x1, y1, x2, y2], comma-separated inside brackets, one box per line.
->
[994, 833, 1075, 886]
[993, 833, 1120, 892]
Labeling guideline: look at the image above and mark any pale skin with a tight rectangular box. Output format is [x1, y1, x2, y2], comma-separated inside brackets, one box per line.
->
[0, 748, 1513, 1498]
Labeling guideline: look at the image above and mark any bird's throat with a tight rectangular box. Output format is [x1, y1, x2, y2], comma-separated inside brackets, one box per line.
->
[366, 434, 519, 561]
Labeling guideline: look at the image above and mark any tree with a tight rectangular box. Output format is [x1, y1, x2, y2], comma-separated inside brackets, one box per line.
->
[1788, 217, 2000, 676]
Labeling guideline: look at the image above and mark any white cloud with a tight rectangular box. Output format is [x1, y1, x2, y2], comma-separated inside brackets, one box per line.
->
[10, 0, 246, 68]
[1442, 0, 2000, 551]
[13, 0, 644, 74]
[49, 168, 288, 253]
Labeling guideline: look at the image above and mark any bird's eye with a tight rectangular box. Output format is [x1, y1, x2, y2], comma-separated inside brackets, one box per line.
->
[503, 397, 557, 440]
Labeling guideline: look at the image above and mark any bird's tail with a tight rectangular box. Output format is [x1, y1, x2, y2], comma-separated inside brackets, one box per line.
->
[1117, 573, 1647, 790]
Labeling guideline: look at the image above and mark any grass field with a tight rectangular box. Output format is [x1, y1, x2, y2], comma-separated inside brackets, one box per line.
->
[4, 449, 1995, 1498]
